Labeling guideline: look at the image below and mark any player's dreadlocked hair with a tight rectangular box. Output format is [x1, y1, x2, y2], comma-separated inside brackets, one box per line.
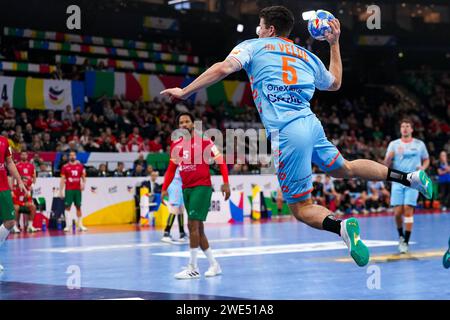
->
[176, 112, 195, 126]
[259, 6, 295, 37]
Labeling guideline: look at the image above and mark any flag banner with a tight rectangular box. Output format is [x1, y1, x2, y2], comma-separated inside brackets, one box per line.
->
[0, 75, 84, 110]
[29, 40, 199, 64]
[55, 55, 202, 75]
[0, 61, 56, 74]
[4, 26, 186, 53]
[13, 50, 28, 61]
[85, 71, 253, 106]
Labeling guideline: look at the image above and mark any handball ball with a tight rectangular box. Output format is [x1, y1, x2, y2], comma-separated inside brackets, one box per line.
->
[307, 10, 335, 41]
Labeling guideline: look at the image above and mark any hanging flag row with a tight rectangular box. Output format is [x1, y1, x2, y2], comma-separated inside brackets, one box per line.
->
[55, 55, 203, 75]
[0, 72, 252, 110]
[4, 26, 188, 53]
[0, 61, 56, 74]
[0, 76, 84, 110]
[85, 71, 253, 107]
[29, 40, 199, 64]
[13, 50, 28, 61]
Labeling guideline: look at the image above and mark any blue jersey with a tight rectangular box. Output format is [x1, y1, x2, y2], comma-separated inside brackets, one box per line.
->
[386, 139, 429, 173]
[438, 162, 450, 183]
[172, 167, 182, 185]
[227, 37, 334, 136]
[167, 167, 183, 206]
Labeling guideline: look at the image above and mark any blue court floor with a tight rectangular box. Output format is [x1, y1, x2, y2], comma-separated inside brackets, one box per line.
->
[0, 212, 449, 300]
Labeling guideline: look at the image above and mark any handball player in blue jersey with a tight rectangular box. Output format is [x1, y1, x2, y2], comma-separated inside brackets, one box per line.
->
[161, 6, 433, 267]
[161, 167, 188, 243]
[384, 119, 430, 254]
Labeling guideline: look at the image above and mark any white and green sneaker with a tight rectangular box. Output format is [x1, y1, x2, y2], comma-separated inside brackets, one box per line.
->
[409, 170, 433, 200]
[443, 237, 450, 269]
[340, 218, 370, 267]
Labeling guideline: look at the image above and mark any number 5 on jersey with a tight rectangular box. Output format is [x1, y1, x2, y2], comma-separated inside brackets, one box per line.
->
[282, 57, 298, 85]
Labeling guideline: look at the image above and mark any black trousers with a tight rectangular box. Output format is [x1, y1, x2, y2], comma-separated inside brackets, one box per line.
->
[439, 183, 450, 207]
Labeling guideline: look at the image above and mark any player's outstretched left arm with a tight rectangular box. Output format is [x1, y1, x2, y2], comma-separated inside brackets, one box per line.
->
[161, 161, 178, 205]
[6, 157, 27, 194]
[325, 19, 342, 91]
[160, 58, 242, 101]
[214, 154, 230, 201]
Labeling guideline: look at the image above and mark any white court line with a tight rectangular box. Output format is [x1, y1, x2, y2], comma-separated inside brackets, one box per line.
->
[154, 240, 407, 258]
[32, 237, 249, 253]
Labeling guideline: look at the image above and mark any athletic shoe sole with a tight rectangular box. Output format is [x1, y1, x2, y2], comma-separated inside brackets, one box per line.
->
[341, 218, 370, 267]
[418, 170, 433, 200]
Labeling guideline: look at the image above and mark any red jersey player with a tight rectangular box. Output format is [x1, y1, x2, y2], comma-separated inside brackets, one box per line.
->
[59, 151, 87, 232]
[0, 136, 27, 272]
[12, 151, 37, 233]
[161, 112, 230, 280]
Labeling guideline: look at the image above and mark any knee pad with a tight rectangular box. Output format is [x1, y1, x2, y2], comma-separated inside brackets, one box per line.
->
[404, 216, 414, 223]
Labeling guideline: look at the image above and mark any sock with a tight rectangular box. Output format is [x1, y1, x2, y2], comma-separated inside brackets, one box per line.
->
[203, 248, 217, 266]
[65, 211, 71, 228]
[164, 214, 176, 233]
[398, 228, 404, 238]
[0, 224, 11, 246]
[189, 248, 198, 268]
[387, 168, 411, 187]
[77, 216, 83, 227]
[178, 214, 185, 235]
[27, 220, 33, 228]
[322, 215, 341, 236]
[404, 231, 411, 244]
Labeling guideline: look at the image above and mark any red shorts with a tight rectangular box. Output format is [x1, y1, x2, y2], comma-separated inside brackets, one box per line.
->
[12, 190, 31, 207]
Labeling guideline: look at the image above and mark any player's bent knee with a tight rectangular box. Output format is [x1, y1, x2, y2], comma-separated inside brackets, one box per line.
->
[289, 198, 313, 222]
[188, 220, 199, 232]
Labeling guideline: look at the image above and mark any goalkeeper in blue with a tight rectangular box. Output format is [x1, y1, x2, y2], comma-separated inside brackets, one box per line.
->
[161, 5, 433, 267]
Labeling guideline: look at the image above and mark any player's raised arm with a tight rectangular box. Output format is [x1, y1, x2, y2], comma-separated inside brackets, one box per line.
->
[160, 57, 242, 101]
[6, 157, 26, 194]
[325, 19, 342, 91]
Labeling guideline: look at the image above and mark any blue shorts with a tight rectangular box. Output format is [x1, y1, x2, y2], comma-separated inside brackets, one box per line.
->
[168, 181, 184, 207]
[272, 114, 344, 204]
[390, 182, 418, 207]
